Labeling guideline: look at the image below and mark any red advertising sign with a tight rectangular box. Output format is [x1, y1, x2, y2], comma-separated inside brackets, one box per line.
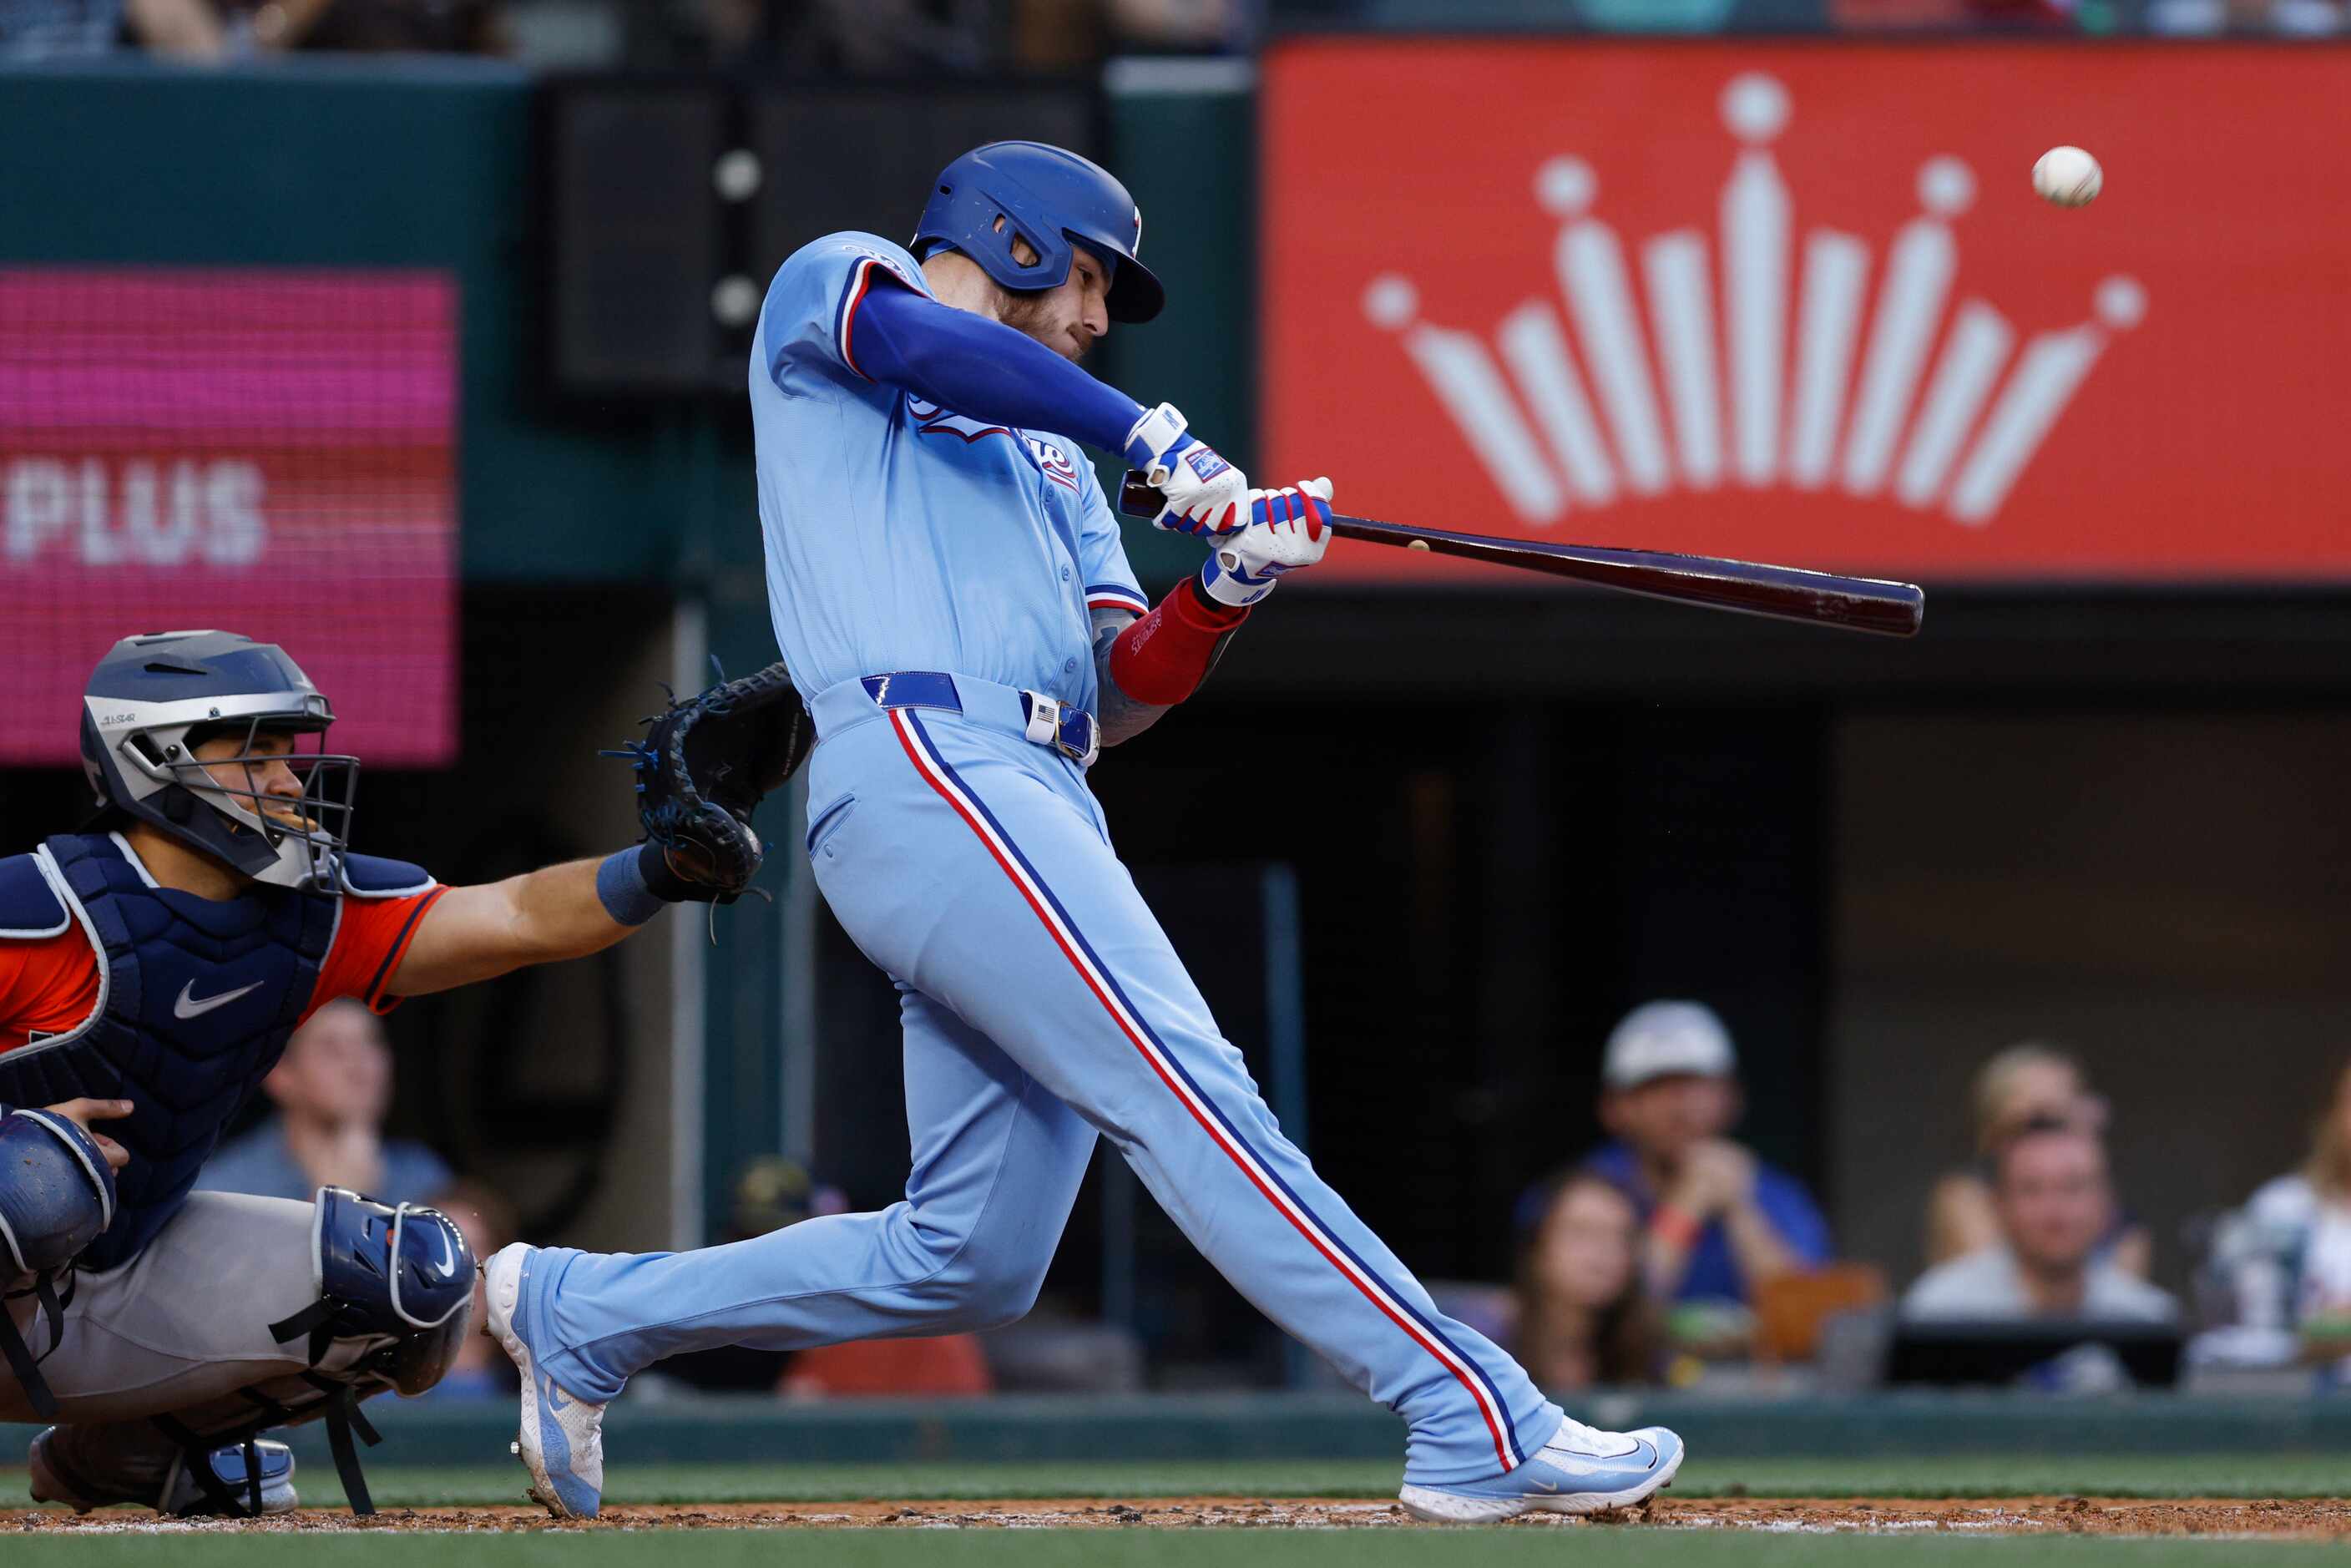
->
[0, 271, 458, 764]
[1262, 43, 2351, 582]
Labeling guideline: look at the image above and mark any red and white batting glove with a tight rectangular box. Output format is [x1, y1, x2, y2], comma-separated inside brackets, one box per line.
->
[1124, 402, 1250, 538]
[1198, 478, 1334, 607]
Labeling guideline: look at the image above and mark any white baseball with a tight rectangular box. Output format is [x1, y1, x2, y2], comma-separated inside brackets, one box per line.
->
[2033, 145, 2102, 208]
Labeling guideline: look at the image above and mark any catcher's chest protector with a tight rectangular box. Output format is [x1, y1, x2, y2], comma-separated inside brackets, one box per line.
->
[0, 832, 335, 1270]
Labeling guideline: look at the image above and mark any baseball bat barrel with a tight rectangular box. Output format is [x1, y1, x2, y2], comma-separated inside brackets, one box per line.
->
[1117, 474, 1924, 638]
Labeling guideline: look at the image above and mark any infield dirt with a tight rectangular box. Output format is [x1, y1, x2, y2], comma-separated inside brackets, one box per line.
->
[8, 1496, 2351, 1536]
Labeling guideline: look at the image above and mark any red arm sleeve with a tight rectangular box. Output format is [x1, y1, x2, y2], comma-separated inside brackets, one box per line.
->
[1106, 577, 1251, 707]
[304, 885, 450, 1024]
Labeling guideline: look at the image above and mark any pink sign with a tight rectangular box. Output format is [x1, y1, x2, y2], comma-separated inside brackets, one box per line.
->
[0, 270, 458, 766]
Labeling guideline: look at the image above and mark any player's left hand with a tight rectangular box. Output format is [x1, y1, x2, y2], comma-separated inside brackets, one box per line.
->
[1124, 402, 1250, 537]
[1198, 478, 1334, 608]
[609, 660, 811, 904]
[38, 1097, 133, 1171]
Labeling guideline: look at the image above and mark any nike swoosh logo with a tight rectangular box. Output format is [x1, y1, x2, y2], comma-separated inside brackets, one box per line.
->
[174, 979, 265, 1020]
[546, 1384, 570, 1413]
[1534, 1479, 1559, 1494]
[1548, 1434, 1652, 1465]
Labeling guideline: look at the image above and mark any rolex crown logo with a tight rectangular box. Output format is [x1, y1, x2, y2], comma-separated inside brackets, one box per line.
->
[1363, 73, 2146, 529]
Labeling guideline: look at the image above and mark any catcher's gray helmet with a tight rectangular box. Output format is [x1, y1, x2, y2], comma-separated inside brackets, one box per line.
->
[79, 630, 356, 892]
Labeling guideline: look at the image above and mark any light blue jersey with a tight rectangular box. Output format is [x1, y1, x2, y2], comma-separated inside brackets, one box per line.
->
[748, 233, 1149, 710]
[508, 222, 1583, 1508]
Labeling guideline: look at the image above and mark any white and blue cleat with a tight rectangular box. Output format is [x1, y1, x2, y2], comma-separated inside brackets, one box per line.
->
[484, 1242, 607, 1520]
[1398, 1419, 1684, 1524]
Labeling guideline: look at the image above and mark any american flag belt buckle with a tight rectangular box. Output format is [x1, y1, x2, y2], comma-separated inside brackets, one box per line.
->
[1021, 692, 1100, 769]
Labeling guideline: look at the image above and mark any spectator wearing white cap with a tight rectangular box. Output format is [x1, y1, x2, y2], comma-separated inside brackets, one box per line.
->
[1581, 1001, 1832, 1307]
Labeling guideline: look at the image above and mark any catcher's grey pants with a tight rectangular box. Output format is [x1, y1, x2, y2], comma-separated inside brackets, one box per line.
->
[2, 1191, 350, 1484]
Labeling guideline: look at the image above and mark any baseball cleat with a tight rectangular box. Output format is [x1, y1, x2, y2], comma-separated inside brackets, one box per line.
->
[1397, 1419, 1684, 1524]
[484, 1242, 606, 1520]
[28, 1428, 297, 1517]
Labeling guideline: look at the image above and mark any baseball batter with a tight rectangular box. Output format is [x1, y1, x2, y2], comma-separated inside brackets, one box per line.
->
[485, 142, 1684, 1525]
[0, 631, 769, 1516]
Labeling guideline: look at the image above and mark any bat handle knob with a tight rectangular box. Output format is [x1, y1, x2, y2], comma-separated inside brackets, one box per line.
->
[1118, 471, 1159, 520]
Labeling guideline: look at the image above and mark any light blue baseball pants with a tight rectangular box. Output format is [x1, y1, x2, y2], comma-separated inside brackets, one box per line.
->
[525, 675, 1564, 1483]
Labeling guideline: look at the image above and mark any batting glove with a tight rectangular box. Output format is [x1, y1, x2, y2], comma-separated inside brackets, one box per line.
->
[1198, 478, 1334, 607]
[1125, 402, 1250, 538]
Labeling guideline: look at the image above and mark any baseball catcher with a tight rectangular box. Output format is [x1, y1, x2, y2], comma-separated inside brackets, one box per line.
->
[0, 630, 795, 1517]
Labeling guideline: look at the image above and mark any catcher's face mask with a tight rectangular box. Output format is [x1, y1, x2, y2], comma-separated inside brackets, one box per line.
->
[156, 715, 358, 890]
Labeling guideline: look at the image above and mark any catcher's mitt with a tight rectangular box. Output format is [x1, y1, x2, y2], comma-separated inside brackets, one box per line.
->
[608, 660, 811, 903]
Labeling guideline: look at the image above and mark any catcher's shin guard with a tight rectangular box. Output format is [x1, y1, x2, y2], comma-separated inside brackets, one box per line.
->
[154, 1186, 479, 1517]
[0, 1108, 119, 1421]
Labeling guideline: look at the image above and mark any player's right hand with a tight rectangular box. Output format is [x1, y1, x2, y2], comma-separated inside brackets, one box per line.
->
[1199, 478, 1334, 607]
[1123, 402, 1249, 537]
[41, 1097, 133, 1170]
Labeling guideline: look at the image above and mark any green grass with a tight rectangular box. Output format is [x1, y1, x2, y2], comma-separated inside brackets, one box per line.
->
[3, 1536, 2348, 1567]
[7, 1454, 2349, 1510]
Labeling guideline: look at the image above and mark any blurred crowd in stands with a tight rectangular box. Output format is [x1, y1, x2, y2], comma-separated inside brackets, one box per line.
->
[5, 0, 2340, 68]
[0, 0, 1247, 65]
[191, 989, 2351, 1404]
[1483, 1005, 2351, 1398]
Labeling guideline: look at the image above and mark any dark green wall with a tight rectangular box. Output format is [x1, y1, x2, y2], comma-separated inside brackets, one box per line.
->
[0, 60, 1256, 596]
[1097, 64, 1256, 591]
[0, 60, 726, 583]
[0, 60, 1261, 1242]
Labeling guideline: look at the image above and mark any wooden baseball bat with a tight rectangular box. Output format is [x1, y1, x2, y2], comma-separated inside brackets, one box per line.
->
[1118, 474, 1924, 639]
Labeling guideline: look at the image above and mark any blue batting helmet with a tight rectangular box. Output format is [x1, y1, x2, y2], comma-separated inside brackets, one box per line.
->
[913, 142, 1164, 325]
[79, 630, 356, 892]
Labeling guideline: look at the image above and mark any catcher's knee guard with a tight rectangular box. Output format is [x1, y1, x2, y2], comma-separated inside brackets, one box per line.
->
[0, 1109, 119, 1421]
[270, 1186, 476, 1393]
[156, 1186, 476, 1517]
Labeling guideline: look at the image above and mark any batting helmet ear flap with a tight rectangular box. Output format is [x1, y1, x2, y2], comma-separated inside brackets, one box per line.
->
[990, 214, 1047, 270]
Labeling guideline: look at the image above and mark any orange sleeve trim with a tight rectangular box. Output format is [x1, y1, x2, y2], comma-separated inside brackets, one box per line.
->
[361, 884, 450, 1014]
